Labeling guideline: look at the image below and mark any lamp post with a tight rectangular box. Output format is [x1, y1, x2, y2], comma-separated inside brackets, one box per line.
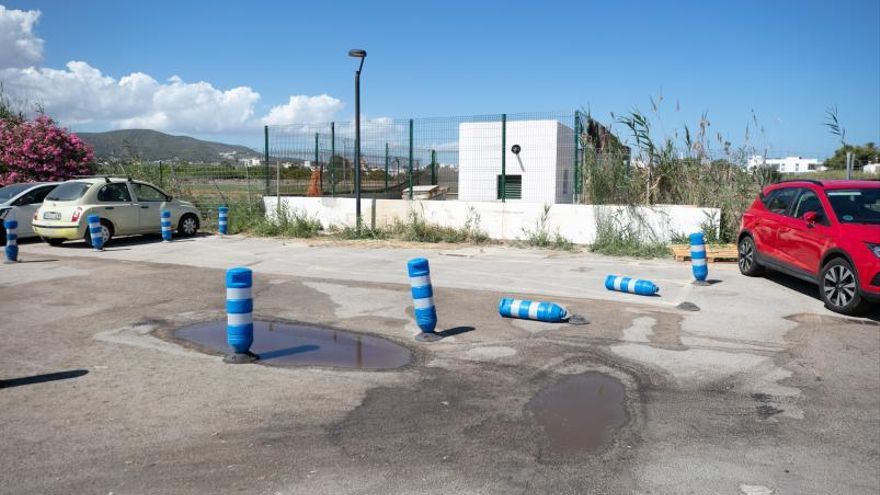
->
[349, 48, 367, 229]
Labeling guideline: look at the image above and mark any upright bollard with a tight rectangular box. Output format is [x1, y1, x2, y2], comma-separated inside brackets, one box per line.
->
[87, 214, 104, 251]
[4, 212, 18, 264]
[689, 232, 709, 285]
[218, 206, 229, 235]
[407, 257, 441, 342]
[225, 267, 258, 363]
[605, 274, 659, 296]
[160, 209, 172, 242]
[498, 298, 569, 322]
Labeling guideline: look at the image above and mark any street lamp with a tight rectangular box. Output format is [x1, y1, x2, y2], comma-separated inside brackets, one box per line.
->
[349, 48, 367, 229]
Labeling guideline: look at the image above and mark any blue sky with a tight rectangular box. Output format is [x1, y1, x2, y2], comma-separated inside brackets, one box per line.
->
[1, 0, 878, 158]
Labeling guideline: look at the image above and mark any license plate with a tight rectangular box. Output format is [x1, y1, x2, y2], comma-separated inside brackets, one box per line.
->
[43, 211, 61, 220]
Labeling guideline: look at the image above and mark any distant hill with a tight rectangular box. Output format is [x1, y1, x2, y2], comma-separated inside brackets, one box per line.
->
[78, 129, 260, 163]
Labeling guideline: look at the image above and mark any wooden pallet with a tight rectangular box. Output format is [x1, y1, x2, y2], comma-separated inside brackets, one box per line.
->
[670, 244, 738, 263]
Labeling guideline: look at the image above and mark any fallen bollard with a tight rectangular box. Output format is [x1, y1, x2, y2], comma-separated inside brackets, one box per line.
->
[498, 297, 569, 322]
[689, 232, 709, 284]
[161, 209, 172, 242]
[4, 214, 18, 263]
[218, 206, 229, 235]
[87, 214, 104, 251]
[604, 275, 659, 296]
[225, 267, 258, 363]
[408, 257, 441, 342]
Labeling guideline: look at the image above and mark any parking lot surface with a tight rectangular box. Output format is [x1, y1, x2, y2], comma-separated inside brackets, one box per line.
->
[1, 235, 878, 494]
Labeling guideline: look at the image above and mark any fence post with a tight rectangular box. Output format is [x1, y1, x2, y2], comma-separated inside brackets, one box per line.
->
[263, 125, 270, 195]
[573, 111, 581, 203]
[330, 122, 336, 197]
[408, 119, 414, 200]
[431, 149, 437, 186]
[315, 132, 321, 194]
[846, 151, 853, 180]
[385, 143, 390, 194]
[501, 113, 507, 202]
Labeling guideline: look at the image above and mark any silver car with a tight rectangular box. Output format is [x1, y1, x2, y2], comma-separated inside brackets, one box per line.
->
[0, 182, 62, 240]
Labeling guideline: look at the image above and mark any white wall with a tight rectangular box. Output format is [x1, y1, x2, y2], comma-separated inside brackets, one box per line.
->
[459, 120, 574, 204]
[264, 196, 718, 245]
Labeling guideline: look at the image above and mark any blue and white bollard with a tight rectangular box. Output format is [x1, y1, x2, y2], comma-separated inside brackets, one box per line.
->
[605, 275, 659, 296]
[4, 213, 18, 264]
[689, 232, 709, 285]
[218, 206, 229, 235]
[408, 257, 441, 342]
[498, 298, 569, 323]
[87, 214, 104, 251]
[160, 209, 172, 242]
[225, 267, 257, 363]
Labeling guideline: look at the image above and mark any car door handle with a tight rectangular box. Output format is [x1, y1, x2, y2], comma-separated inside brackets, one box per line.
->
[105, 206, 114, 210]
[140, 205, 150, 209]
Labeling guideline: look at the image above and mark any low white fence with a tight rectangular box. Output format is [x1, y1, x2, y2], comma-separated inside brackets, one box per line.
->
[263, 196, 719, 244]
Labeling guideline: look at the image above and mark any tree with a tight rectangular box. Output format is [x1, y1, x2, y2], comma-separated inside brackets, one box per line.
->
[824, 142, 879, 170]
[0, 115, 94, 185]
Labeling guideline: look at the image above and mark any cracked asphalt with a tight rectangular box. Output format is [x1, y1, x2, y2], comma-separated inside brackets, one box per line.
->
[0, 235, 878, 494]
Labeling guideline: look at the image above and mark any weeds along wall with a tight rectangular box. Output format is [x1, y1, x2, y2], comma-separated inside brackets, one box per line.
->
[264, 196, 717, 245]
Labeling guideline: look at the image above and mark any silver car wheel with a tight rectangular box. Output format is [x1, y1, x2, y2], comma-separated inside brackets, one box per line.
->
[181, 216, 198, 235]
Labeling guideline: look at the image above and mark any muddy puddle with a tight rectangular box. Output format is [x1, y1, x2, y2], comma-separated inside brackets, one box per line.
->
[528, 371, 627, 457]
[175, 320, 411, 369]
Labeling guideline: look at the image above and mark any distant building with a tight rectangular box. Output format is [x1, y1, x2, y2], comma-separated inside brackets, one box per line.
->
[238, 157, 263, 167]
[748, 155, 823, 173]
[863, 163, 880, 174]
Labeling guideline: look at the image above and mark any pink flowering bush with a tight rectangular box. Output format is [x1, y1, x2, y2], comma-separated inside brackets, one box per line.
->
[0, 115, 94, 185]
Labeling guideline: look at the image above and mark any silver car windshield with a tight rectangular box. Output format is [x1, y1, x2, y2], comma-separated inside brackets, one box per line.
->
[0, 184, 33, 202]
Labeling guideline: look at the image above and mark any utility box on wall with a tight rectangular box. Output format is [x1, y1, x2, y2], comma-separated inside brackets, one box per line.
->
[458, 119, 574, 204]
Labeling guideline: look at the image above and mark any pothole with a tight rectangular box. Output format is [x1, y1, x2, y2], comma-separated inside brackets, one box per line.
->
[527, 371, 628, 458]
[175, 320, 411, 369]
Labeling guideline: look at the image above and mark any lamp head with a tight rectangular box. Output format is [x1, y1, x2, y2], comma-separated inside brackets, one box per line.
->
[348, 49, 367, 58]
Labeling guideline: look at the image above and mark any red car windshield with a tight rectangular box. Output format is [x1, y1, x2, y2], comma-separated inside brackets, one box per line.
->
[826, 188, 880, 224]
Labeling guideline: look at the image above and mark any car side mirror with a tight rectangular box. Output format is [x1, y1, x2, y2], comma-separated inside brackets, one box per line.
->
[803, 211, 818, 225]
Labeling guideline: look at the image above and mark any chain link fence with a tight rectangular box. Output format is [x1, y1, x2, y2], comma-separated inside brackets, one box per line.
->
[263, 111, 604, 203]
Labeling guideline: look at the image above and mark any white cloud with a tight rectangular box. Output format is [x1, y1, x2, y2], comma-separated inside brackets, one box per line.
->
[0, 61, 262, 133]
[0, 5, 43, 68]
[0, 6, 345, 135]
[261, 95, 344, 126]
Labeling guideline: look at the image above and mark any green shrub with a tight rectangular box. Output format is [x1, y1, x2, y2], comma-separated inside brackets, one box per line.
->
[590, 210, 669, 258]
[520, 204, 576, 250]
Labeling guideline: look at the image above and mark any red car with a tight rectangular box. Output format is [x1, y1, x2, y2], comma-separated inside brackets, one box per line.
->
[738, 179, 880, 315]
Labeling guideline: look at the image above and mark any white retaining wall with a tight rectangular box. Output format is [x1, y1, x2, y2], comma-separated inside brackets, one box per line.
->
[263, 196, 718, 244]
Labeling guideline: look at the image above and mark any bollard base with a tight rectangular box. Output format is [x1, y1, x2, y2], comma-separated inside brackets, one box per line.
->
[568, 314, 590, 325]
[692, 280, 711, 286]
[676, 301, 701, 312]
[223, 351, 259, 364]
[415, 332, 443, 343]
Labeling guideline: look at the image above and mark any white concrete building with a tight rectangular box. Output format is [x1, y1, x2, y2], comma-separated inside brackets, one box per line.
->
[458, 120, 574, 204]
[748, 155, 823, 173]
[863, 163, 880, 174]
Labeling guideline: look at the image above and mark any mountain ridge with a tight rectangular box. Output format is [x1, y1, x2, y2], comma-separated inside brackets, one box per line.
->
[78, 129, 259, 163]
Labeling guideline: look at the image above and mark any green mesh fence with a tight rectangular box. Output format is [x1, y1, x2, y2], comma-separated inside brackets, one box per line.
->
[265, 111, 590, 203]
[90, 110, 636, 219]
